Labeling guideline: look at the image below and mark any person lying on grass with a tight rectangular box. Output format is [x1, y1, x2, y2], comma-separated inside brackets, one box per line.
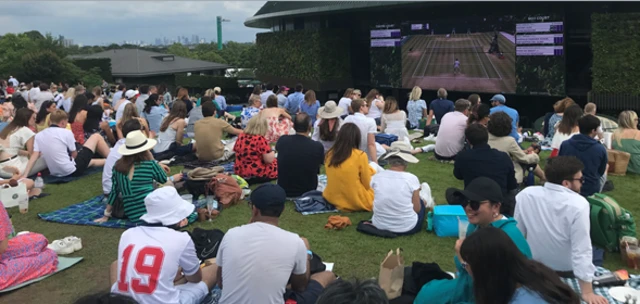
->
[110, 187, 217, 304]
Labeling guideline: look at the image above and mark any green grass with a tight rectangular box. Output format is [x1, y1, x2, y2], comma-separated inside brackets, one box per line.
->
[4, 142, 640, 303]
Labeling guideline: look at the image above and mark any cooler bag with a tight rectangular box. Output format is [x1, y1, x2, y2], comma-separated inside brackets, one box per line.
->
[587, 193, 636, 252]
[375, 133, 398, 146]
[427, 205, 467, 237]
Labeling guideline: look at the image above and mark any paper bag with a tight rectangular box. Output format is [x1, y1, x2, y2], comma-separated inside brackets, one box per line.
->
[1, 182, 28, 208]
[378, 248, 404, 300]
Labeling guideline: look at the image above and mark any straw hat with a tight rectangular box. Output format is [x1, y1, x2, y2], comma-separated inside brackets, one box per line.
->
[140, 187, 195, 226]
[382, 141, 419, 163]
[117, 130, 157, 156]
[317, 100, 343, 119]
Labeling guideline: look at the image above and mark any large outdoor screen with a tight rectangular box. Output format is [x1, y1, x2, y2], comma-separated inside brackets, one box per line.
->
[370, 14, 565, 96]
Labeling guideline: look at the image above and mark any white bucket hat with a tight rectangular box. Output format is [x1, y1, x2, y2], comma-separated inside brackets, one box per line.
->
[140, 187, 195, 226]
[317, 100, 344, 119]
[118, 130, 157, 156]
[382, 141, 419, 163]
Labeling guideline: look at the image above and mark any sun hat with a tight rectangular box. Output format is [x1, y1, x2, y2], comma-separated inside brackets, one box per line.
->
[490, 94, 506, 104]
[140, 187, 195, 226]
[449, 176, 503, 203]
[317, 100, 344, 119]
[382, 141, 419, 163]
[125, 89, 136, 99]
[117, 130, 157, 156]
[249, 184, 286, 210]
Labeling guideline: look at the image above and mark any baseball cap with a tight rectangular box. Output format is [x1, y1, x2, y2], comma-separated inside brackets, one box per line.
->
[449, 177, 503, 203]
[125, 90, 136, 99]
[249, 184, 286, 210]
[490, 94, 506, 104]
[140, 187, 195, 226]
[280, 86, 290, 92]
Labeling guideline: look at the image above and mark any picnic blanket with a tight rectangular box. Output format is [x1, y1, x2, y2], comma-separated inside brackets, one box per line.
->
[561, 267, 640, 303]
[40, 166, 103, 184]
[0, 256, 83, 293]
[38, 195, 206, 229]
[183, 160, 235, 172]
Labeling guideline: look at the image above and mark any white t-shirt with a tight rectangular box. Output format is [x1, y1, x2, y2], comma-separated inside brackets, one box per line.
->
[337, 97, 352, 114]
[116, 100, 132, 122]
[34, 127, 77, 177]
[551, 131, 579, 150]
[103, 139, 125, 194]
[28, 87, 40, 103]
[0, 126, 35, 156]
[218, 222, 307, 304]
[344, 113, 377, 159]
[33, 91, 55, 111]
[371, 170, 421, 233]
[435, 111, 468, 158]
[366, 99, 383, 119]
[111, 226, 201, 304]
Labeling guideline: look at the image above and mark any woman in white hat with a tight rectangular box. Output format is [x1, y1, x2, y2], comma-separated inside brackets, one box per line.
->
[369, 141, 426, 235]
[312, 100, 343, 153]
[95, 130, 183, 223]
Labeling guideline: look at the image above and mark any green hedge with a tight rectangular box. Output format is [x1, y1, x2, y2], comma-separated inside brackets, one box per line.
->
[255, 29, 351, 81]
[71, 58, 112, 82]
[592, 13, 640, 95]
[174, 74, 238, 89]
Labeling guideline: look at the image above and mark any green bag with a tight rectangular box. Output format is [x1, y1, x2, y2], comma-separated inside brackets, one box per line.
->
[587, 193, 636, 252]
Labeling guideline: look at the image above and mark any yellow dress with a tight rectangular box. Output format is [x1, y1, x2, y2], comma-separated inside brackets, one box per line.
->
[323, 149, 375, 212]
[36, 114, 72, 132]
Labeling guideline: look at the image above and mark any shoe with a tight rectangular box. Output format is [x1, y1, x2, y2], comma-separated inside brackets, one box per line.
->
[421, 144, 436, 153]
[64, 236, 83, 252]
[420, 183, 435, 209]
[423, 134, 436, 141]
[47, 239, 75, 255]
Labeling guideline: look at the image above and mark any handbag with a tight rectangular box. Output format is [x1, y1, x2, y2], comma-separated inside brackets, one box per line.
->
[0, 182, 28, 208]
[379, 248, 405, 300]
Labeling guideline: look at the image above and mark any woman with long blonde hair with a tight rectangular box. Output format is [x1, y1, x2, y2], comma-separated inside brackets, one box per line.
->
[233, 113, 278, 183]
[612, 110, 640, 174]
[407, 86, 427, 129]
[57, 87, 75, 112]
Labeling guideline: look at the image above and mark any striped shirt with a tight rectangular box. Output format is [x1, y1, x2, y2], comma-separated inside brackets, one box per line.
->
[108, 161, 167, 222]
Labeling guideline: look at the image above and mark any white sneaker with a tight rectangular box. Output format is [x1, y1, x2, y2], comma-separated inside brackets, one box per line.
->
[64, 236, 83, 252]
[421, 144, 436, 153]
[420, 183, 435, 209]
[47, 239, 75, 255]
[423, 134, 436, 142]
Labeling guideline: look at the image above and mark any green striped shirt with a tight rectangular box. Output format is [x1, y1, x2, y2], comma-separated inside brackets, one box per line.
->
[108, 161, 167, 222]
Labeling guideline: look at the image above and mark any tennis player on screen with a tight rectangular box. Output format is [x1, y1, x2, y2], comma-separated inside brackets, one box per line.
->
[454, 58, 461, 75]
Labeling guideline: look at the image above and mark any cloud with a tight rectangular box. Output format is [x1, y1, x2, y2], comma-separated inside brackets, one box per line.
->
[0, 1, 267, 45]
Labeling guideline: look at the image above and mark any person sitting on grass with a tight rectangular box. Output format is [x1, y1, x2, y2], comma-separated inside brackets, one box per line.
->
[110, 187, 216, 304]
[217, 184, 336, 304]
[74, 292, 138, 304]
[433, 99, 471, 162]
[95, 130, 184, 223]
[241, 95, 262, 129]
[0, 202, 58, 290]
[369, 141, 425, 235]
[467, 103, 490, 126]
[415, 177, 531, 304]
[233, 113, 278, 184]
[263, 94, 293, 143]
[84, 105, 116, 146]
[344, 98, 380, 163]
[323, 123, 375, 212]
[316, 279, 389, 304]
[22, 110, 109, 179]
[117, 103, 150, 140]
[194, 100, 242, 162]
[612, 110, 640, 174]
[312, 100, 344, 154]
[459, 227, 580, 304]
[34, 100, 59, 132]
[276, 113, 324, 198]
[153, 101, 195, 157]
[0, 108, 48, 178]
[141, 94, 167, 134]
[380, 96, 409, 143]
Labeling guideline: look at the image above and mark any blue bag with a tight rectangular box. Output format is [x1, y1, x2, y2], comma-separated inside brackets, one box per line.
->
[375, 133, 398, 146]
[427, 205, 468, 237]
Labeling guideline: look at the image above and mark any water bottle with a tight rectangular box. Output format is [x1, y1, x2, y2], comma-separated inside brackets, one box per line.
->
[34, 173, 44, 189]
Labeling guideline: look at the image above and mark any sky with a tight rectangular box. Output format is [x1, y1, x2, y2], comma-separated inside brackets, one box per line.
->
[0, 1, 268, 46]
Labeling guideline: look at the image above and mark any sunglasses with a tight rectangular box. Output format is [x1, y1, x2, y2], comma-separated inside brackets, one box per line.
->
[461, 200, 486, 211]
[571, 177, 586, 184]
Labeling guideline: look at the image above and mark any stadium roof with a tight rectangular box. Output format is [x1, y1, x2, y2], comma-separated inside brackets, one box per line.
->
[245, 1, 418, 28]
[68, 49, 229, 77]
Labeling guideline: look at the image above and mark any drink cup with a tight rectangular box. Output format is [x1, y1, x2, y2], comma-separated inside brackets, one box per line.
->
[19, 198, 28, 214]
[458, 217, 468, 239]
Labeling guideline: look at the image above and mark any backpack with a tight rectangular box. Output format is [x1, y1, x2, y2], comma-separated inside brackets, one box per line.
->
[189, 228, 225, 261]
[206, 173, 242, 208]
[587, 193, 637, 252]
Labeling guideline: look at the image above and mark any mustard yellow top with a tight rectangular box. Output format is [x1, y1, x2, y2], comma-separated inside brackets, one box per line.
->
[36, 113, 72, 132]
[323, 148, 375, 212]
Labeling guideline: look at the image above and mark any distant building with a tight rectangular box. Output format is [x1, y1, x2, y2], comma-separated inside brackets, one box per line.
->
[63, 39, 74, 47]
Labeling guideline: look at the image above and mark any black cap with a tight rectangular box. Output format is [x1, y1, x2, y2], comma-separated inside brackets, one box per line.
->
[250, 184, 286, 210]
[452, 177, 503, 203]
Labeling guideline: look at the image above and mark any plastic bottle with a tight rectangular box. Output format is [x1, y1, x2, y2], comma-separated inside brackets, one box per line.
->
[34, 172, 44, 189]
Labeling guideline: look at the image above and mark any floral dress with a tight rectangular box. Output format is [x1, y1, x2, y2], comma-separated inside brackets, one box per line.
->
[0, 203, 58, 290]
[241, 107, 261, 129]
[266, 116, 293, 143]
[233, 133, 278, 180]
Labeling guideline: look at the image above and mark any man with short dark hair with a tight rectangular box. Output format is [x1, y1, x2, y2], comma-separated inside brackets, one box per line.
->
[344, 98, 379, 163]
[450, 123, 517, 214]
[316, 279, 389, 304]
[260, 83, 276, 105]
[558, 115, 608, 197]
[515, 156, 606, 304]
[33, 83, 54, 111]
[285, 83, 305, 117]
[193, 100, 242, 161]
[217, 184, 336, 304]
[276, 113, 324, 197]
[277, 86, 289, 108]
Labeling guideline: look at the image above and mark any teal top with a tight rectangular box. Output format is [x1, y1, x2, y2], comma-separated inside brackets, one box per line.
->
[612, 138, 640, 174]
[414, 217, 532, 304]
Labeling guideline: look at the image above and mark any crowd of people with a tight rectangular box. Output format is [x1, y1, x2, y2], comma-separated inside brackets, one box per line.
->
[1, 76, 638, 304]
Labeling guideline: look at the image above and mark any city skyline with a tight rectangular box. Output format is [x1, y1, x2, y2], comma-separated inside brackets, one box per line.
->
[0, 1, 267, 46]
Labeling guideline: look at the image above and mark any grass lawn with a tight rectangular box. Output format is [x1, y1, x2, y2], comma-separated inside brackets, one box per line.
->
[3, 140, 640, 303]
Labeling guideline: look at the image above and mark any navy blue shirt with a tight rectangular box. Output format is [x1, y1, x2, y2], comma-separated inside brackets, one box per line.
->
[558, 134, 608, 197]
[276, 134, 325, 197]
[454, 143, 518, 194]
[429, 98, 454, 125]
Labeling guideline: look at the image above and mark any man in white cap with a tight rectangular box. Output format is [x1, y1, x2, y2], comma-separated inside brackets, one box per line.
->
[110, 186, 217, 304]
[115, 89, 138, 122]
[489, 94, 519, 141]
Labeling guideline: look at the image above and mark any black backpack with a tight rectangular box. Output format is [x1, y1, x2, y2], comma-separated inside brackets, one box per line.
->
[189, 228, 225, 261]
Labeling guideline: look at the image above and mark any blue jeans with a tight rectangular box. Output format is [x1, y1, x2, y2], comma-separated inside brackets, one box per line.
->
[396, 200, 426, 236]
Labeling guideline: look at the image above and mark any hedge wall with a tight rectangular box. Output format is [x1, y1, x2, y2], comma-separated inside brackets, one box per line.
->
[174, 74, 238, 89]
[255, 29, 352, 82]
[71, 58, 112, 82]
[592, 13, 640, 95]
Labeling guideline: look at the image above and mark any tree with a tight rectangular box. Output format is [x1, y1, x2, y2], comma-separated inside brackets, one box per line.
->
[21, 50, 67, 83]
[167, 43, 192, 58]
